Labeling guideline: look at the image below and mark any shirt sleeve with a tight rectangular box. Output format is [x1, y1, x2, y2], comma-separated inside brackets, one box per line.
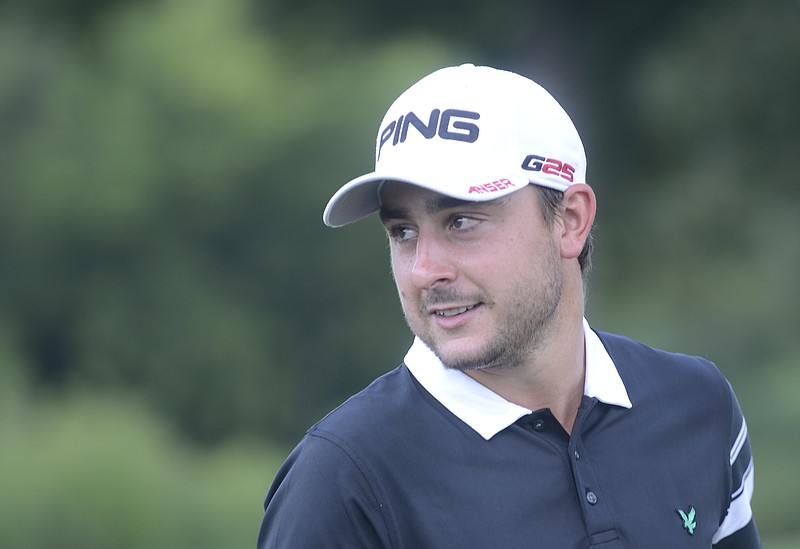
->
[257, 431, 395, 549]
[711, 383, 761, 548]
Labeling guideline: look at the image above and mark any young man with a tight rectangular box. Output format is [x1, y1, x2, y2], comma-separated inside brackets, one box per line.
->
[257, 64, 760, 548]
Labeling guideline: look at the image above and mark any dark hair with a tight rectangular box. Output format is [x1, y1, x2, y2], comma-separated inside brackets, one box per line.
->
[534, 185, 594, 276]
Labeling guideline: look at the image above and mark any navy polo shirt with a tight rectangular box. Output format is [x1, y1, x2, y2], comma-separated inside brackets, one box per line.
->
[258, 323, 760, 548]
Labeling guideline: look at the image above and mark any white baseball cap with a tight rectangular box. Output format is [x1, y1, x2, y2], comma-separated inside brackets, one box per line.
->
[323, 63, 586, 227]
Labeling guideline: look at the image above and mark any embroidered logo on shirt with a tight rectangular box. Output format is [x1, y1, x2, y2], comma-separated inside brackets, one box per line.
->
[677, 506, 697, 535]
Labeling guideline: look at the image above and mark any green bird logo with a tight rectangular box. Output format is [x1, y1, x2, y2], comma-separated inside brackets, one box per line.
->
[677, 506, 697, 535]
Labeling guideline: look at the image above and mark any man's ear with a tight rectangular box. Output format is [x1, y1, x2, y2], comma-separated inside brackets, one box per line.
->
[559, 184, 596, 260]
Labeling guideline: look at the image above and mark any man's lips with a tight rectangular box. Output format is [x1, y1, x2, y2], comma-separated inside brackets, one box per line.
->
[432, 304, 480, 317]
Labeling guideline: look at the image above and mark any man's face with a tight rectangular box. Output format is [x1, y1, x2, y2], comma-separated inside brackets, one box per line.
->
[379, 182, 564, 372]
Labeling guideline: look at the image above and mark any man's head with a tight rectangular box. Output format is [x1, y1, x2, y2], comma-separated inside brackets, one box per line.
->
[323, 64, 596, 369]
[379, 181, 597, 371]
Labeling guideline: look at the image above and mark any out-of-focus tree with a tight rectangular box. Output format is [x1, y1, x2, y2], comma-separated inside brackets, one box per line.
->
[0, 0, 464, 444]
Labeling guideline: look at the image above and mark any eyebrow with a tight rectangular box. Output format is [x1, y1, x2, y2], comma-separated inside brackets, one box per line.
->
[379, 195, 491, 223]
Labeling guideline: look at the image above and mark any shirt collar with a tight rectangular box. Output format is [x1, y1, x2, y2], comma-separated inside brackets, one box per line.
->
[404, 318, 632, 440]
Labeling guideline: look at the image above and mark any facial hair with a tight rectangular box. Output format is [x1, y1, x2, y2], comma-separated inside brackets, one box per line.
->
[403, 237, 563, 372]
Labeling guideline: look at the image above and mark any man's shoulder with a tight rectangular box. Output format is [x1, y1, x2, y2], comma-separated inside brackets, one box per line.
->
[278, 363, 441, 484]
[595, 329, 733, 402]
[260, 368, 411, 549]
[596, 329, 724, 374]
[309, 364, 421, 443]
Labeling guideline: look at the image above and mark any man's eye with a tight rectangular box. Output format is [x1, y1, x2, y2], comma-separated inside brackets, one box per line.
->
[450, 216, 479, 231]
[389, 226, 417, 242]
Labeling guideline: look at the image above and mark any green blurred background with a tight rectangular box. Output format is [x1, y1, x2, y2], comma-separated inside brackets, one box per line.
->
[0, 0, 797, 547]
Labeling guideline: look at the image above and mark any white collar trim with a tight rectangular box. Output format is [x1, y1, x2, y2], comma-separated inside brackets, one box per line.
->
[404, 318, 632, 440]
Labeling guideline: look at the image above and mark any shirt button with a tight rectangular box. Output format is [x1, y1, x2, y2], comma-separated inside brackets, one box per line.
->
[573, 450, 580, 460]
[586, 491, 598, 505]
[532, 419, 545, 432]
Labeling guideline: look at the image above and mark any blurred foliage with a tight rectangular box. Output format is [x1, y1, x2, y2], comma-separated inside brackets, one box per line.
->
[0, 0, 798, 546]
[0, 354, 283, 549]
[0, 0, 457, 445]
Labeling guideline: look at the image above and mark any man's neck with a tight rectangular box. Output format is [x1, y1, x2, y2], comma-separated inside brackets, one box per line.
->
[464, 313, 586, 434]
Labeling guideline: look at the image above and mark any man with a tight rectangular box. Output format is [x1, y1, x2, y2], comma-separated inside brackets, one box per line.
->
[257, 64, 760, 548]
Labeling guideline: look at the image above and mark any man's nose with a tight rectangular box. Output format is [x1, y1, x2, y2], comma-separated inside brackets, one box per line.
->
[410, 234, 457, 289]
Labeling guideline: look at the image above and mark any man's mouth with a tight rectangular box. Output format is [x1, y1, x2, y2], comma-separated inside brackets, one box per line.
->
[435, 304, 478, 317]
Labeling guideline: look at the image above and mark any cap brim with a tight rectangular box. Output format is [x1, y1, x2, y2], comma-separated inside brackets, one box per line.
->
[323, 171, 532, 227]
[322, 173, 386, 227]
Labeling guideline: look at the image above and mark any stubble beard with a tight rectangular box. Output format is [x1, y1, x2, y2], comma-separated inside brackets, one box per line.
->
[403, 243, 563, 372]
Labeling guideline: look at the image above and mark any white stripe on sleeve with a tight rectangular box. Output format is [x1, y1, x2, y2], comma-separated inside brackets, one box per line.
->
[730, 419, 747, 465]
[712, 458, 755, 544]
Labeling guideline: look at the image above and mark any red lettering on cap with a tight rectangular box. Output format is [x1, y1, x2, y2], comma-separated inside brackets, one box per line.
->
[468, 179, 516, 195]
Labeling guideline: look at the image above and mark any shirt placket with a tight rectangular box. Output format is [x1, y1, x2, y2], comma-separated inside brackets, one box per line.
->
[569, 396, 623, 548]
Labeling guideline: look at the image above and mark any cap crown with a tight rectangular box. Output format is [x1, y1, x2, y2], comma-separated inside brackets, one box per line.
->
[375, 64, 585, 192]
[323, 64, 586, 227]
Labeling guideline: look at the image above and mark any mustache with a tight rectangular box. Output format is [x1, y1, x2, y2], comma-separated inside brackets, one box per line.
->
[420, 288, 486, 311]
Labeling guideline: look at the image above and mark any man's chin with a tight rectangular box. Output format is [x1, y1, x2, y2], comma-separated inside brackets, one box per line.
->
[411, 326, 506, 370]
[438, 337, 532, 372]
[429, 341, 502, 372]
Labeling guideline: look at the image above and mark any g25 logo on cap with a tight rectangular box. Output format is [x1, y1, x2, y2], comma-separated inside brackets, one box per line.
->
[521, 154, 575, 183]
